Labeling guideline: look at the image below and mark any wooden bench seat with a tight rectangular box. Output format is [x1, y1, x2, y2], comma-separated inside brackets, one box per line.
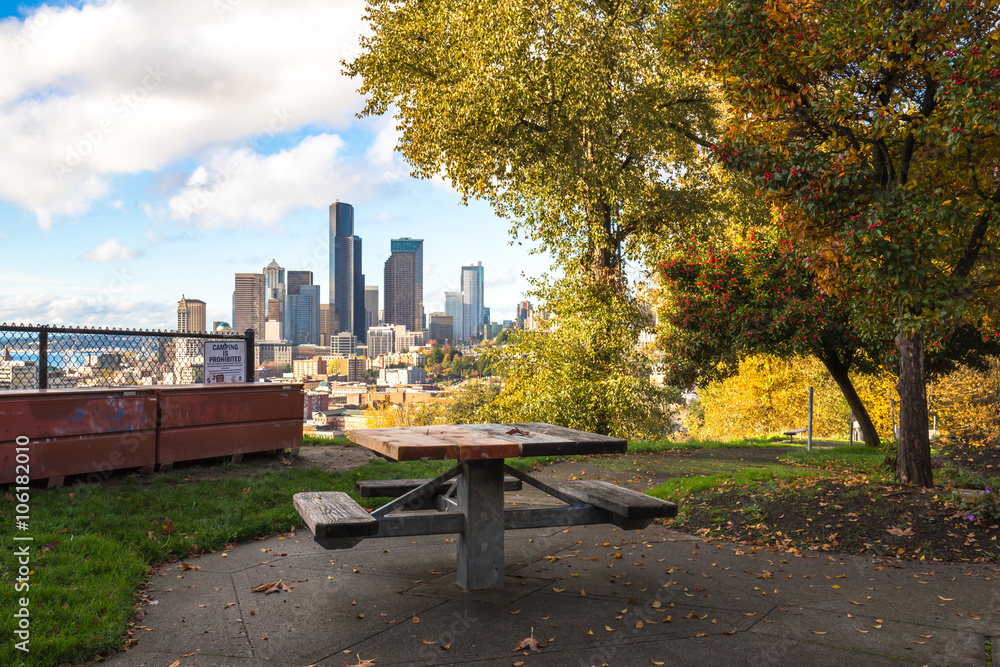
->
[783, 428, 808, 442]
[559, 480, 677, 529]
[355, 476, 522, 498]
[293, 491, 378, 549]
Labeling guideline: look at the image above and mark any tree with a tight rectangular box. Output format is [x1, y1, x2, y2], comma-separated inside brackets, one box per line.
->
[483, 272, 670, 439]
[657, 230, 999, 448]
[672, 0, 1000, 485]
[657, 230, 885, 447]
[345, 0, 720, 287]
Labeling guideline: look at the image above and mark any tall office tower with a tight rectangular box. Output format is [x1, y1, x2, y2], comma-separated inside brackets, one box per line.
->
[234, 273, 266, 338]
[177, 295, 206, 333]
[263, 260, 285, 322]
[444, 291, 464, 342]
[460, 262, 484, 340]
[483, 306, 491, 329]
[287, 270, 313, 297]
[383, 238, 424, 333]
[364, 285, 379, 330]
[319, 304, 333, 346]
[284, 283, 321, 345]
[176, 295, 207, 359]
[329, 202, 366, 343]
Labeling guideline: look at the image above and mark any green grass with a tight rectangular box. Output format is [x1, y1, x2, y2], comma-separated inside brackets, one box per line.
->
[645, 465, 827, 504]
[778, 447, 888, 477]
[302, 433, 353, 446]
[627, 434, 800, 453]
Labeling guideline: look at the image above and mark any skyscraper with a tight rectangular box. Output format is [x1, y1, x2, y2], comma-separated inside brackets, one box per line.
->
[234, 273, 265, 338]
[460, 262, 484, 340]
[287, 270, 313, 297]
[177, 295, 207, 359]
[365, 285, 379, 331]
[263, 260, 285, 322]
[329, 202, 366, 343]
[445, 291, 464, 342]
[177, 295, 206, 334]
[383, 237, 423, 333]
[284, 283, 321, 345]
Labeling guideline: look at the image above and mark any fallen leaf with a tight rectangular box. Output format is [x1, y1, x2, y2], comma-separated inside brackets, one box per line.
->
[420, 639, 436, 645]
[340, 655, 376, 667]
[177, 563, 201, 571]
[512, 630, 546, 652]
[812, 631, 827, 635]
[252, 580, 294, 595]
[917, 634, 933, 638]
[886, 527, 915, 537]
[939, 596, 954, 601]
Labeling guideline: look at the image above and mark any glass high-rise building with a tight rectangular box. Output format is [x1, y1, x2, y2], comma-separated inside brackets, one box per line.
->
[445, 291, 464, 342]
[383, 238, 423, 333]
[460, 262, 484, 340]
[287, 270, 313, 297]
[364, 285, 379, 330]
[284, 283, 321, 345]
[329, 202, 366, 344]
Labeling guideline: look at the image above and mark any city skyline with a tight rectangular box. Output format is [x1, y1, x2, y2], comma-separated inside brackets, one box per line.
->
[0, 0, 553, 331]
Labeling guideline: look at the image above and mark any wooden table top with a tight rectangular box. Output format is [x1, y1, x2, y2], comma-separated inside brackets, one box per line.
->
[346, 422, 627, 461]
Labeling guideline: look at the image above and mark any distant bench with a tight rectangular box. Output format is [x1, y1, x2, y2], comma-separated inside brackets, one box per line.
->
[783, 428, 808, 443]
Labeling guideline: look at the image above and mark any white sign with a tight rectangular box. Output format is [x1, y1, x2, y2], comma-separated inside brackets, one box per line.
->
[204, 340, 246, 384]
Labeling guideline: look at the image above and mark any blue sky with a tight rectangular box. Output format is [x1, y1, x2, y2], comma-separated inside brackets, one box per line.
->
[0, 0, 552, 330]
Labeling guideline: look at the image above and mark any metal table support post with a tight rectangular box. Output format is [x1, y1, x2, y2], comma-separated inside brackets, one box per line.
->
[456, 459, 505, 590]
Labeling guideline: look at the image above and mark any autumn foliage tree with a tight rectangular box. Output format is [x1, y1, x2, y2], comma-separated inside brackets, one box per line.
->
[656, 230, 884, 446]
[670, 0, 1000, 486]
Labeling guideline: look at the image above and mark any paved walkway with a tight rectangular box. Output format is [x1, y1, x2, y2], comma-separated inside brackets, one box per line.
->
[104, 458, 1000, 667]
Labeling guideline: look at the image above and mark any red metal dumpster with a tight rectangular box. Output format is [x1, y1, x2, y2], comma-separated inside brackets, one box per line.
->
[155, 383, 303, 466]
[0, 387, 157, 483]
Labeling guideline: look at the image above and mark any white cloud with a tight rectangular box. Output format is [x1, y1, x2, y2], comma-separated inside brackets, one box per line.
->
[0, 292, 173, 328]
[165, 133, 392, 228]
[0, 0, 368, 228]
[82, 237, 139, 261]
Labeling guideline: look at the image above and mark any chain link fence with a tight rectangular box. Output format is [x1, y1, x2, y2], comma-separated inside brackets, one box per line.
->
[0, 323, 255, 390]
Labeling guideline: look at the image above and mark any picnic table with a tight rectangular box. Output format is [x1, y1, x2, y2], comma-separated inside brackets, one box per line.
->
[293, 423, 677, 590]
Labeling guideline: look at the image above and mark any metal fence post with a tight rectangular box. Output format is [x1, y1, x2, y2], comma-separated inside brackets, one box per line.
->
[38, 327, 48, 390]
[244, 328, 255, 383]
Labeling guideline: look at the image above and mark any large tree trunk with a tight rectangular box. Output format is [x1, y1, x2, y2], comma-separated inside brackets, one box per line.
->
[818, 351, 881, 449]
[896, 330, 934, 487]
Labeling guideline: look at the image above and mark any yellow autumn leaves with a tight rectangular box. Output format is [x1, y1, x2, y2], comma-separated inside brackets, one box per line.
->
[685, 354, 1000, 444]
